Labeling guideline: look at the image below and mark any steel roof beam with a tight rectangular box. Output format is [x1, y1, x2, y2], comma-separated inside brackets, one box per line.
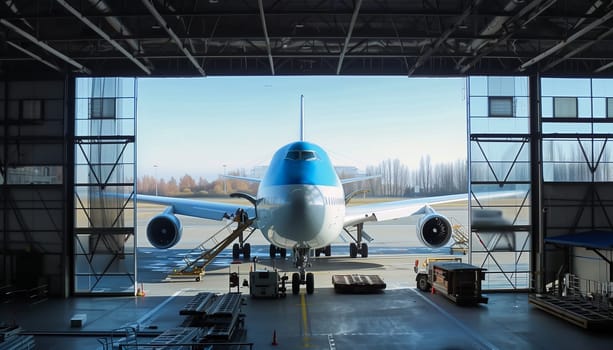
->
[5, 9, 597, 20]
[544, 26, 613, 72]
[55, 0, 151, 75]
[458, 0, 554, 74]
[54, 52, 542, 60]
[140, 0, 205, 76]
[0, 18, 90, 73]
[519, 7, 613, 71]
[595, 56, 613, 73]
[28, 33, 585, 42]
[257, 0, 275, 75]
[407, 0, 483, 76]
[6, 41, 61, 72]
[336, 0, 362, 75]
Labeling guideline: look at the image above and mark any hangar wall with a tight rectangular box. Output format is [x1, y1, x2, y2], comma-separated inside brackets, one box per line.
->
[540, 77, 613, 295]
[0, 77, 136, 297]
[0, 79, 70, 297]
[468, 76, 532, 290]
[73, 77, 137, 295]
[468, 75, 613, 294]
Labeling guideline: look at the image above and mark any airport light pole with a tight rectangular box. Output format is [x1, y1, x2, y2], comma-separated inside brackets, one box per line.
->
[153, 164, 158, 196]
[223, 164, 227, 194]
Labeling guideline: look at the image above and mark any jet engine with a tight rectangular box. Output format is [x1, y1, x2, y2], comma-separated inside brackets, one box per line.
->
[146, 213, 183, 249]
[416, 212, 453, 248]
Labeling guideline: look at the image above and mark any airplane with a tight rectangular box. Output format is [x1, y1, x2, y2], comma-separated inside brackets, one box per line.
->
[133, 96, 469, 294]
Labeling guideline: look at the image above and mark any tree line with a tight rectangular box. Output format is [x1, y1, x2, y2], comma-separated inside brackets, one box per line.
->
[137, 156, 467, 197]
[360, 156, 467, 197]
[137, 171, 258, 197]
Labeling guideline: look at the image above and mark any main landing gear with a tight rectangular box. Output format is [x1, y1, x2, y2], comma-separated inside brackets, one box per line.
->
[346, 223, 369, 258]
[231, 209, 255, 260]
[349, 242, 368, 258]
[291, 247, 314, 295]
[269, 244, 287, 259]
[315, 245, 331, 257]
[232, 242, 250, 260]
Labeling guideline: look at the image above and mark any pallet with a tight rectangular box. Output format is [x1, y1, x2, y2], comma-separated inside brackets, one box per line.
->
[332, 274, 386, 294]
[142, 327, 202, 349]
[179, 292, 215, 315]
[529, 294, 613, 330]
[180, 292, 244, 342]
[0, 326, 35, 350]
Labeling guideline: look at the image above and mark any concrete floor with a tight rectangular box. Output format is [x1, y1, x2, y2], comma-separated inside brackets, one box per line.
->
[2, 249, 613, 350]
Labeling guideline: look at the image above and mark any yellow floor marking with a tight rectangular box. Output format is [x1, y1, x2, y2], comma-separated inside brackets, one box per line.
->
[300, 292, 311, 347]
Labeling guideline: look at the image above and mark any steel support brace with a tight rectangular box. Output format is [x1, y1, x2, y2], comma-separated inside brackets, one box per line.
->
[529, 73, 543, 293]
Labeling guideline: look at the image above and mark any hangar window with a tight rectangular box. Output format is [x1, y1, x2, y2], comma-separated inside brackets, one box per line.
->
[90, 97, 116, 119]
[21, 99, 43, 121]
[607, 98, 613, 118]
[488, 97, 513, 117]
[553, 97, 577, 118]
[6, 166, 62, 184]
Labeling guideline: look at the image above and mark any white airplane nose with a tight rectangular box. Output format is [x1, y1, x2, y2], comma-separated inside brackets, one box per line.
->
[276, 186, 325, 241]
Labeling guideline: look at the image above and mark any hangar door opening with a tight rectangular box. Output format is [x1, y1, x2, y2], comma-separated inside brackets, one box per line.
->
[73, 77, 137, 295]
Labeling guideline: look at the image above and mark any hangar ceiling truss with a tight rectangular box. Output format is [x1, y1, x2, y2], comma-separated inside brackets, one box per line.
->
[2, 1, 613, 77]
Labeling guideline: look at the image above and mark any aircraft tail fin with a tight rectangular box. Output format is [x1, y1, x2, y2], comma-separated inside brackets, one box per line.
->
[300, 94, 304, 141]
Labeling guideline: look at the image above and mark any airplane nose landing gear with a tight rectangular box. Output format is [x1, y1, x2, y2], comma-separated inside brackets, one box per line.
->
[291, 247, 314, 294]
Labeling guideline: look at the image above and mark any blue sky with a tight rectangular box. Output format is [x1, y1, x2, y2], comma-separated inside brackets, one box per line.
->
[136, 76, 467, 181]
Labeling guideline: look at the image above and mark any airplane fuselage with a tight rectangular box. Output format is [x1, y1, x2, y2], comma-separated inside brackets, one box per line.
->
[255, 141, 346, 249]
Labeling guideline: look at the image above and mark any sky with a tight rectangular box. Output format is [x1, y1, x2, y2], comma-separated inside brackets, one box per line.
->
[136, 76, 467, 181]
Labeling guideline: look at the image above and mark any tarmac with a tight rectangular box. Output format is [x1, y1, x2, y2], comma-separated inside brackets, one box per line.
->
[3, 247, 613, 349]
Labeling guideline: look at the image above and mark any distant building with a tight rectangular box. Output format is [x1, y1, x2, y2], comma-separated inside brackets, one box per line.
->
[251, 166, 268, 179]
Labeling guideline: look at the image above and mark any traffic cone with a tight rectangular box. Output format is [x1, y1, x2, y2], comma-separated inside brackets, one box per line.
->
[271, 329, 278, 346]
[137, 282, 146, 297]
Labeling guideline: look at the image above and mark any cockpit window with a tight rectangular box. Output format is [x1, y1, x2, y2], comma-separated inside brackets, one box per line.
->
[286, 150, 300, 160]
[285, 150, 318, 161]
[302, 151, 317, 160]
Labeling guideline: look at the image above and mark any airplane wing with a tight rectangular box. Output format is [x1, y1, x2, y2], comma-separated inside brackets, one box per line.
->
[221, 174, 262, 183]
[343, 193, 468, 227]
[340, 174, 381, 185]
[135, 194, 256, 221]
[224, 173, 378, 185]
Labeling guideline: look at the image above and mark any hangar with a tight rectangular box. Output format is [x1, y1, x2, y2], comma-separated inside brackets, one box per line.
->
[2, 0, 613, 348]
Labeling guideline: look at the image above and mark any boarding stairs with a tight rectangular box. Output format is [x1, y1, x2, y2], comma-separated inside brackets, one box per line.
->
[181, 220, 235, 266]
[168, 211, 255, 281]
[450, 219, 469, 254]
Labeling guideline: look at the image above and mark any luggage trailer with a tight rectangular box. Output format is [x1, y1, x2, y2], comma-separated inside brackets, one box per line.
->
[416, 259, 488, 305]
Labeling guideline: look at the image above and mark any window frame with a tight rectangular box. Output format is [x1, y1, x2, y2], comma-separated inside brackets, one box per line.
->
[553, 96, 578, 118]
[488, 96, 514, 117]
